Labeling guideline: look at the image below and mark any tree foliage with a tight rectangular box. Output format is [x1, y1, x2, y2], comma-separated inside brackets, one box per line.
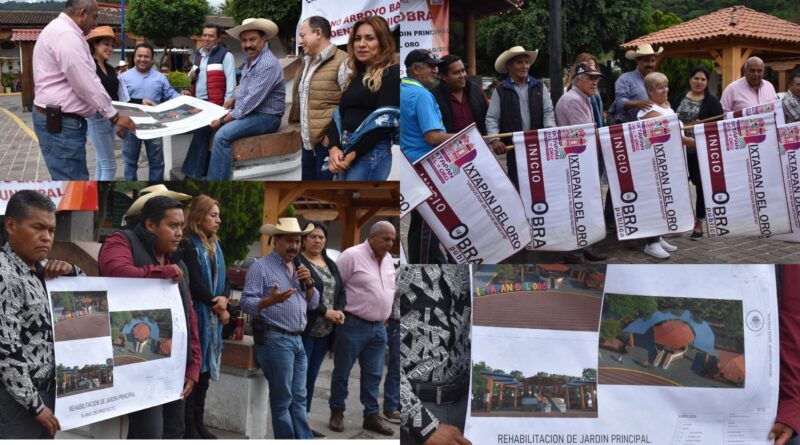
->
[606, 294, 658, 323]
[651, 0, 800, 23]
[226, 0, 301, 51]
[581, 368, 597, 381]
[125, 0, 210, 69]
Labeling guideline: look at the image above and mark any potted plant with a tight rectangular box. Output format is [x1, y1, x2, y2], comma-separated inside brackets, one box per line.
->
[2, 72, 17, 93]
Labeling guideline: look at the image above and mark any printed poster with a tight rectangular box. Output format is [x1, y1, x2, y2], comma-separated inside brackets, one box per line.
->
[399, 153, 432, 219]
[48, 277, 187, 431]
[466, 264, 779, 445]
[113, 96, 228, 140]
[0, 181, 98, 214]
[399, 0, 449, 77]
[725, 99, 785, 127]
[513, 124, 606, 251]
[298, 0, 401, 48]
[694, 113, 791, 238]
[598, 115, 694, 240]
[774, 122, 800, 242]
[414, 124, 531, 264]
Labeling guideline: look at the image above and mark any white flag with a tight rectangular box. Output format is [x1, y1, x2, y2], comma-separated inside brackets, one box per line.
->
[513, 124, 606, 250]
[725, 99, 785, 127]
[598, 115, 694, 240]
[694, 113, 791, 238]
[773, 122, 800, 242]
[414, 124, 531, 263]
[399, 153, 432, 219]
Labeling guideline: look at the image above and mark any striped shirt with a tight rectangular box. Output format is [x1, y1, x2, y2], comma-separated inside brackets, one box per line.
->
[555, 86, 595, 126]
[232, 44, 285, 119]
[612, 69, 648, 123]
[240, 251, 319, 333]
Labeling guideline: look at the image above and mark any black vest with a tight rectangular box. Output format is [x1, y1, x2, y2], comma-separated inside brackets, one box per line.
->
[432, 78, 488, 134]
[498, 78, 544, 144]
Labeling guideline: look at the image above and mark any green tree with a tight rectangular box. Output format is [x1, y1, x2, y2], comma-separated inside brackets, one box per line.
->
[125, 0, 210, 69]
[582, 368, 597, 381]
[599, 318, 622, 342]
[606, 294, 658, 322]
[227, 0, 301, 51]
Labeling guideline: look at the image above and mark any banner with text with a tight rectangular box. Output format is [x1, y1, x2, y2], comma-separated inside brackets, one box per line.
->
[414, 124, 531, 263]
[0, 181, 98, 214]
[298, 0, 401, 48]
[695, 113, 791, 238]
[598, 115, 694, 240]
[48, 277, 187, 431]
[773, 122, 800, 242]
[399, 0, 449, 77]
[725, 99, 786, 127]
[514, 124, 605, 250]
[399, 153, 432, 219]
[465, 264, 778, 445]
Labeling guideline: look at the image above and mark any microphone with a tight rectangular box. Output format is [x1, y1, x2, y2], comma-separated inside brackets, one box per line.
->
[293, 256, 307, 291]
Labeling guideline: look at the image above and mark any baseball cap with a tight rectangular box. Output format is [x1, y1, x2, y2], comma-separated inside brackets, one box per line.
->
[404, 49, 439, 67]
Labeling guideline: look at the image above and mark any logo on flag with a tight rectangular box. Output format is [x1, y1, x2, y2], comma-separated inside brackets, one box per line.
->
[723, 117, 768, 150]
[629, 118, 671, 152]
[425, 135, 478, 183]
[544, 128, 588, 160]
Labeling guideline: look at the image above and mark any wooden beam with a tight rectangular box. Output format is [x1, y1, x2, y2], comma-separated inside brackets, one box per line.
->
[339, 205, 360, 250]
[721, 45, 743, 90]
[278, 187, 306, 213]
[709, 49, 723, 66]
[261, 186, 281, 256]
[741, 48, 753, 66]
[465, 11, 477, 76]
[357, 208, 381, 227]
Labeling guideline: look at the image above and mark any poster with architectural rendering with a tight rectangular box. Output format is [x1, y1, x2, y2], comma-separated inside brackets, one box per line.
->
[465, 264, 778, 445]
[48, 277, 187, 431]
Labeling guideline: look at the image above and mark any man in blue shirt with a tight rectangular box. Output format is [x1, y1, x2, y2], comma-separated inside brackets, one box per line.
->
[609, 44, 661, 124]
[401, 49, 453, 264]
[119, 42, 180, 180]
[240, 218, 319, 439]
[205, 18, 285, 180]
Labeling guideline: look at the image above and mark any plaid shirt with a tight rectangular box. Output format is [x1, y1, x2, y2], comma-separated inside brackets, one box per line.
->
[231, 44, 285, 119]
[555, 86, 595, 126]
[783, 90, 800, 124]
[298, 44, 348, 150]
[240, 251, 319, 333]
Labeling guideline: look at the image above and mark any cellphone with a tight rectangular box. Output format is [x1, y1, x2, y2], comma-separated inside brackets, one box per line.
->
[46, 105, 62, 133]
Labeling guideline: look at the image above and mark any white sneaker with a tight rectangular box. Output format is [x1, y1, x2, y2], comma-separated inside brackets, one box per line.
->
[659, 237, 678, 252]
[644, 242, 670, 259]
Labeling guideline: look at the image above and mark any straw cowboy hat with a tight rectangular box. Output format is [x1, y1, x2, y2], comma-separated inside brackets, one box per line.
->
[124, 185, 192, 220]
[625, 43, 664, 60]
[85, 26, 121, 46]
[226, 18, 279, 41]
[261, 218, 314, 237]
[494, 46, 539, 73]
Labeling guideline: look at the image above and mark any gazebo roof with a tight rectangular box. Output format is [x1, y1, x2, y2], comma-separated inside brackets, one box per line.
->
[622, 6, 800, 48]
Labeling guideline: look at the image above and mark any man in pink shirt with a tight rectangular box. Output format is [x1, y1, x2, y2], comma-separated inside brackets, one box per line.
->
[720, 56, 778, 113]
[329, 221, 396, 436]
[32, 0, 135, 180]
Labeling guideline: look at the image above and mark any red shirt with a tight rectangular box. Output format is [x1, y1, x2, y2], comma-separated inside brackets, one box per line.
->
[99, 232, 202, 383]
[778, 264, 800, 433]
[449, 91, 478, 133]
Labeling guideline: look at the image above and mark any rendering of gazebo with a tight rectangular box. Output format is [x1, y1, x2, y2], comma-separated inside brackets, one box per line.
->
[479, 372, 597, 416]
[621, 6, 800, 90]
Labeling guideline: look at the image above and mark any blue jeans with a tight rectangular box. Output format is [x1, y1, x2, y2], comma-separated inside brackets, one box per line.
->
[337, 136, 392, 181]
[121, 132, 164, 180]
[384, 319, 399, 413]
[87, 112, 117, 180]
[301, 143, 334, 180]
[329, 315, 387, 416]
[303, 332, 334, 414]
[32, 110, 89, 180]
[181, 125, 213, 179]
[207, 112, 281, 180]
[255, 332, 313, 439]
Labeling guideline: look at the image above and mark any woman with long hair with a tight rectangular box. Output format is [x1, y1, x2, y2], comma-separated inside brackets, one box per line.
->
[297, 221, 346, 437]
[85, 26, 130, 180]
[179, 195, 230, 438]
[327, 16, 400, 180]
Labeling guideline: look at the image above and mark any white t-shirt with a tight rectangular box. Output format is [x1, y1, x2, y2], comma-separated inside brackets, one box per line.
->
[637, 103, 675, 119]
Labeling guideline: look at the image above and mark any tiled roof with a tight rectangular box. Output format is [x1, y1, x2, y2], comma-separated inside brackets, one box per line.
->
[622, 5, 800, 48]
[10, 28, 41, 41]
[0, 10, 234, 29]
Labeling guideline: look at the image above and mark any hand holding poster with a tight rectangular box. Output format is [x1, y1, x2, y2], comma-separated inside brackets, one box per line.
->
[414, 124, 531, 263]
[598, 114, 694, 240]
[774, 122, 800, 242]
[725, 99, 785, 127]
[48, 277, 187, 431]
[694, 113, 791, 238]
[113, 96, 228, 140]
[514, 124, 605, 250]
[399, 153, 432, 219]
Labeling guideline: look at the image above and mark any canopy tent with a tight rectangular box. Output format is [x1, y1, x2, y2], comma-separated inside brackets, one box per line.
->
[623, 310, 716, 354]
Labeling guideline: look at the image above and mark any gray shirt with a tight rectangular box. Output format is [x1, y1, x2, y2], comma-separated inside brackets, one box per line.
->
[485, 77, 555, 139]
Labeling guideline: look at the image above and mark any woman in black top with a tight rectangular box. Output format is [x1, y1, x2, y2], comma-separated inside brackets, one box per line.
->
[85, 26, 126, 180]
[675, 66, 724, 239]
[179, 195, 231, 439]
[327, 16, 400, 181]
[297, 221, 345, 437]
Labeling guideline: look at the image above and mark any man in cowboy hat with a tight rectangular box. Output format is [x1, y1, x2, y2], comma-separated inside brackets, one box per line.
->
[122, 184, 192, 227]
[485, 45, 555, 188]
[203, 18, 285, 180]
[98, 195, 201, 438]
[240, 217, 319, 439]
[31, 0, 136, 180]
[609, 43, 663, 124]
[328, 221, 397, 436]
[720, 56, 778, 113]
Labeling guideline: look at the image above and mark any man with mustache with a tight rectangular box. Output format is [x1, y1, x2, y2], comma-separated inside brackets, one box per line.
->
[0, 190, 83, 439]
[240, 218, 319, 439]
[610, 44, 661, 124]
[720, 56, 778, 113]
[204, 18, 286, 180]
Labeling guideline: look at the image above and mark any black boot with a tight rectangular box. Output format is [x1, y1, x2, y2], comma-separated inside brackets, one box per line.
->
[184, 396, 203, 439]
[195, 410, 217, 439]
[194, 372, 216, 439]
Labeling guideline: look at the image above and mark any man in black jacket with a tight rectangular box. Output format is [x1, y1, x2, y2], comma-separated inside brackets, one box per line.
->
[430, 55, 489, 135]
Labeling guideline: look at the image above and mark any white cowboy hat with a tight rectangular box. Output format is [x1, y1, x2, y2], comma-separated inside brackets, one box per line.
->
[117, 60, 127, 68]
[494, 46, 538, 74]
[226, 18, 279, 41]
[625, 43, 664, 60]
[124, 185, 192, 219]
[261, 218, 314, 237]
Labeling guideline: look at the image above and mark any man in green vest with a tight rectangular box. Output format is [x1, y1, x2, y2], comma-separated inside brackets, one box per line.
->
[289, 16, 348, 180]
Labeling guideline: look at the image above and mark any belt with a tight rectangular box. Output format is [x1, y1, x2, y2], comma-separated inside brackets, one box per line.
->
[265, 324, 303, 336]
[34, 106, 86, 121]
[414, 375, 469, 406]
[33, 377, 55, 392]
[344, 311, 382, 324]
